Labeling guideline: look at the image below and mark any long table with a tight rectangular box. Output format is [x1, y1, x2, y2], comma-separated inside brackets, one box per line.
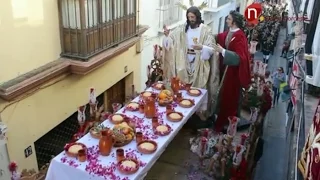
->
[46, 88, 207, 180]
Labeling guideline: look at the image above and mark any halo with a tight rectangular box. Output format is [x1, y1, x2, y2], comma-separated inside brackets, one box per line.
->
[176, 0, 208, 11]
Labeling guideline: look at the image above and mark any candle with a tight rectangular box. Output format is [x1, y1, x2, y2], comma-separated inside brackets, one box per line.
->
[241, 134, 248, 145]
[89, 88, 96, 104]
[77, 106, 86, 125]
[201, 137, 207, 156]
[203, 129, 209, 138]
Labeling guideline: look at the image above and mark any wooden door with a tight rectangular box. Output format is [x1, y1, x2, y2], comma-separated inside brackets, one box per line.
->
[106, 78, 126, 112]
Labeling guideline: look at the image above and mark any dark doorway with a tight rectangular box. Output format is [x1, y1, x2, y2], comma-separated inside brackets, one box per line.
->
[106, 78, 126, 112]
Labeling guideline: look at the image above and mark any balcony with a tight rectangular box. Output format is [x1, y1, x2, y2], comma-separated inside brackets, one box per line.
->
[205, 0, 232, 11]
[58, 0, 137, 60]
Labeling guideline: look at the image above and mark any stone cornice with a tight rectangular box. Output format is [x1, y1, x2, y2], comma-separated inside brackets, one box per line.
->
[0, 26, 148, 101]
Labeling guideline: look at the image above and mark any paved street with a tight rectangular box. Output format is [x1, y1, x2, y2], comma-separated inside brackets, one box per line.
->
[253, 28, 288, 180]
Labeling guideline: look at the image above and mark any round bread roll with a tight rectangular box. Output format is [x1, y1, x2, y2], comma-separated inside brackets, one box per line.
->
[121, 160, 136, 168]
[180, 100, 191, 106]
[68, 144, 83, 154]
[143, 92, 152, 97]
[112, 115, 124, 122]
[156, 125, 168, 133]
[189, 89, 200, 94]
[169, 112, 182, 119]
[139, 142, 155, 150]
[128, 103, 139, 109]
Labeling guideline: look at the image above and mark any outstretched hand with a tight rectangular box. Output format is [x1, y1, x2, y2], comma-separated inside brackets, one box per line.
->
[192, 44, 203, 50]
[213, 44, 224, 53]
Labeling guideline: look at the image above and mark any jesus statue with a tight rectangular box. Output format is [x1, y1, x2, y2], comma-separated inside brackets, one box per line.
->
[162, 5, 220, 120]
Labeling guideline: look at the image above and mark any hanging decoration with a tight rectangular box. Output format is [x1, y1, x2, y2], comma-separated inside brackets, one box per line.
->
[77, 106, 86, 126]
[8, 161, 42, 180]
[71, 88, 106, 142]
[8, 161, 20, 180]
[89, 88, 96, 104]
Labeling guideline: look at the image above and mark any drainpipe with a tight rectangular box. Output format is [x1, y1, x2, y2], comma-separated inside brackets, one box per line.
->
[0, 114, 10, 180]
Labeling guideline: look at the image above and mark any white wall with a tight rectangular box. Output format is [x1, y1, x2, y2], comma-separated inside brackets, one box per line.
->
[208, 2, 236, 34]
[139, 0, 162, 90]
[0, 144, 10, 180]
[309, 10, 320, 87]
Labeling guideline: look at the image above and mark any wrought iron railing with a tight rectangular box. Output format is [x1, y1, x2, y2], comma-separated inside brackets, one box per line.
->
[293, 47, 306, 180]
[58, 0, 137, 60]
[34, 94, 104, 169]
[286, 45, 306, 180]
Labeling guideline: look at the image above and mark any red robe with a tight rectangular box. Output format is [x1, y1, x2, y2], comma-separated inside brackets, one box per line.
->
[215, 30, 251, 132]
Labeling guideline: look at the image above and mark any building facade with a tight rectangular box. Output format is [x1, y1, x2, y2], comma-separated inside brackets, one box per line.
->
[0, 0, 147, 173]
[302, 0, 320, 87]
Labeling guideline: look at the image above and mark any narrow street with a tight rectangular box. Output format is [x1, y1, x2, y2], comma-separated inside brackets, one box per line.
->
[254, 28, 288, 180]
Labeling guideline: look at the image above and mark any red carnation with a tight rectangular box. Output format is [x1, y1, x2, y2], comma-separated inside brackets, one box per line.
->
[8, 161, 17, 172]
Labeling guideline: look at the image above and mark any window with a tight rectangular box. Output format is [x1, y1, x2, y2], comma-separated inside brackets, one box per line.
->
[61, 0, 98, 28]
[114, 0, 124, 18]
[101, 0, 112, 22]
[127, 0, 135, 14]
[58, 0, 138, 58]
[84, 0, 98, 27]
[158, 0, 182, 27]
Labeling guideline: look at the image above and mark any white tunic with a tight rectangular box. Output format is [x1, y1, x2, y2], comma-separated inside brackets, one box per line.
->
[186, 24, 213, 71]
[185, 24, 214, 112]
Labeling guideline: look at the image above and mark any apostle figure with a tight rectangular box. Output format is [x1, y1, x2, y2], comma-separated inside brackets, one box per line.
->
[162, 6, 220, 119]
[211, 10, 251, 132]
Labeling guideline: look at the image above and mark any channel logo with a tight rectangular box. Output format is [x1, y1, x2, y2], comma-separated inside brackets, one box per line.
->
[244, 3, 263, 25]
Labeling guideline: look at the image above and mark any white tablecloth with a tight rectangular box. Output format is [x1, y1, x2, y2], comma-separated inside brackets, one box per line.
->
[46, 88, 207, 180]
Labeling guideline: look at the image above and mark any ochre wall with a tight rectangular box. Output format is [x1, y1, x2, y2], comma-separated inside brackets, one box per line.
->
[0, 45, 142, 170]
[0, 0, 61, 83]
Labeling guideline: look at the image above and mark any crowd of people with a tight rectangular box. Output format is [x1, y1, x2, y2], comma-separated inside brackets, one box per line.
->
[244, 2, 290, 109]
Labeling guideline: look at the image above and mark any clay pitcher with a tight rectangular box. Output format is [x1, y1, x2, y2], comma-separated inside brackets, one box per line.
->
[99, 129, 113, 156]
[171, 77, 179, 94]
[144, 97, 156, 118]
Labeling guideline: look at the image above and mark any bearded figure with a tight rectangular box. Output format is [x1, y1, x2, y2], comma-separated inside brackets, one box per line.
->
[162, 3, 219, 119]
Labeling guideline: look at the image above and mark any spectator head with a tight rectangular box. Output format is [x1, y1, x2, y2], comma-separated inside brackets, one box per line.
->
[265, 70, 270, 77]
[278, 67, 284, 73]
